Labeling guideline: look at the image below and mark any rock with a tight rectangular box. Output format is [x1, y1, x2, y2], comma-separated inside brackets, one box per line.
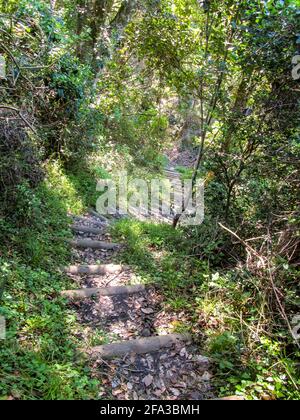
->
[141, 328, 151, 337]
[180, 347, 188, 357]
[111, 378, 120, 388]
[195, 355, 210, 365]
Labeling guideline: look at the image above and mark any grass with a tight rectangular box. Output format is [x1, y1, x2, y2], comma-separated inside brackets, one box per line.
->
[0, 159, 108, 400]
[111, 219, 203, 292]
[0, 157, 299, 400]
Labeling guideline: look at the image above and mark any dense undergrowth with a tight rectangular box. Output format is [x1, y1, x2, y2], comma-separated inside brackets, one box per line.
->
[0, 0, 299, 401]
[0, 161, 105, 400]
[112, 219, 300, 400]
[1, 159, 298, 399]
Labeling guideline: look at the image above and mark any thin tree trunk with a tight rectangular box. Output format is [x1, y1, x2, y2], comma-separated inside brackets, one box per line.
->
[173, 130, 206, 228]
[172, 8, 238, 228]
[76, 0, 87, 59]
[50, 0, 56, 12]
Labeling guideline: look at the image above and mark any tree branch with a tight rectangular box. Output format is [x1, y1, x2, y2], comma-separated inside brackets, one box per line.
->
[0, 105, 37, 134]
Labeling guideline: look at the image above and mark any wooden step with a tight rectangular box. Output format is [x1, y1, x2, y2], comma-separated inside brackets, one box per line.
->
[92, 333, 191, 359]
[88, 209, 110, 223]
[64, 264, 124, 275]
[127, 206, 173, 223]
[61, 284, 147, 299]
[163, 169, 180, 177]
[69, 239, 119, 250]
[70, 225, 105, 235]
[69, 214, 106, 227]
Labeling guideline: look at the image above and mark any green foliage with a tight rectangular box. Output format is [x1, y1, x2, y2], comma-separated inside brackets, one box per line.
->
[112, 218, 300, 400]
[112, 219, 185, 273]
[0, 261, 100, 400]
[0, 122, 44, 218]
[0, 159, 109, 399]
[1, 0, 299, 401]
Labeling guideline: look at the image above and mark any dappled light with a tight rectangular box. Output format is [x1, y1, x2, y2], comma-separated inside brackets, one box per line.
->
[0, 0, 299, 403]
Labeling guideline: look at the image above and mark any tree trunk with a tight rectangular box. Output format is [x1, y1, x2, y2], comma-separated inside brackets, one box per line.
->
[109, 0, 138, 29]
[50, 0, 56, 12]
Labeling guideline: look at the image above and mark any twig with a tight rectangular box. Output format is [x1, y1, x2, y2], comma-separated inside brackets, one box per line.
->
[218, 222, 266, 267]
[0, 105, 37, 134]
[104, 267, 132, 287]
[223, 219, 300, 351]
[0, 42, 34, 87]
[267, 260, 300, 351]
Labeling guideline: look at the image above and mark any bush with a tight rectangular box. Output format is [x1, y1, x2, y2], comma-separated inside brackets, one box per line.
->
[0, 121, 44, 219]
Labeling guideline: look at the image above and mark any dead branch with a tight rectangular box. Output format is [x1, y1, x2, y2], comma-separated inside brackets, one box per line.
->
[0, 105, 37, 134]
[218, 222, 266, 267]
[268, 261, 300, 352]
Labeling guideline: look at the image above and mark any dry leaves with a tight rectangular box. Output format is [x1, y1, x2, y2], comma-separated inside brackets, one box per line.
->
[142, 374, 154, 387]
[68, 211, 215, 401]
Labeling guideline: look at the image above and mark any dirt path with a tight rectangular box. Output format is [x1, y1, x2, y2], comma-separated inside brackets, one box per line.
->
[62, 168, 215, 400]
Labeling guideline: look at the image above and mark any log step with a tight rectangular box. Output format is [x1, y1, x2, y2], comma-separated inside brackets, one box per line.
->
[163, 169, 180, 177]
[89, 209, 110, 223]
[64, 264, 124, 275]
[70, 225, 105, 235]
[69, 239, 119, 250]
[163, 175, 180, 181]
[61, 284, 147, 299]
[92, 333, 191, 359]
[69, 214, 106, 227]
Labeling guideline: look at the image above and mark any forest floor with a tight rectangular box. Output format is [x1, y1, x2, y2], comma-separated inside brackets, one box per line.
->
[2, 146, 296, 400]
[62, 166, 215, 400]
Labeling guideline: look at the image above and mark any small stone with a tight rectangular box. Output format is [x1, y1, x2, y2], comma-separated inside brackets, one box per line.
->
[196, 355, 210, 365]
[141, 328, 151, 337]
[111, 378, 120, 388]
[180, 347, 188, 357]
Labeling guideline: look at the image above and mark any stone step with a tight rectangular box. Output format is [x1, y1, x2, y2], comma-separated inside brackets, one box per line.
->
[70, 225, 105, 235]
[61, 284, 147, 299]
[69, 239, 120, 250]
[92, 333, 191, 359]
[64, 264, 124, 275]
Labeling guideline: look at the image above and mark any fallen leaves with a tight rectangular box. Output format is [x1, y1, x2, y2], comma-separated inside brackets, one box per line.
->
[170, 387, 180, 396]
[70, 212, 215, 401]
[142, 374, 154, 387]
[141, 307, 155, 315]
[95, 346, 214, 401]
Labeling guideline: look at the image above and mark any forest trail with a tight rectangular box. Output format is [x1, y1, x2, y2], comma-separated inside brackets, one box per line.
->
[61, 167, 215, 400]
[2, 1, 298, 401]
[126, 164, 182, 224]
